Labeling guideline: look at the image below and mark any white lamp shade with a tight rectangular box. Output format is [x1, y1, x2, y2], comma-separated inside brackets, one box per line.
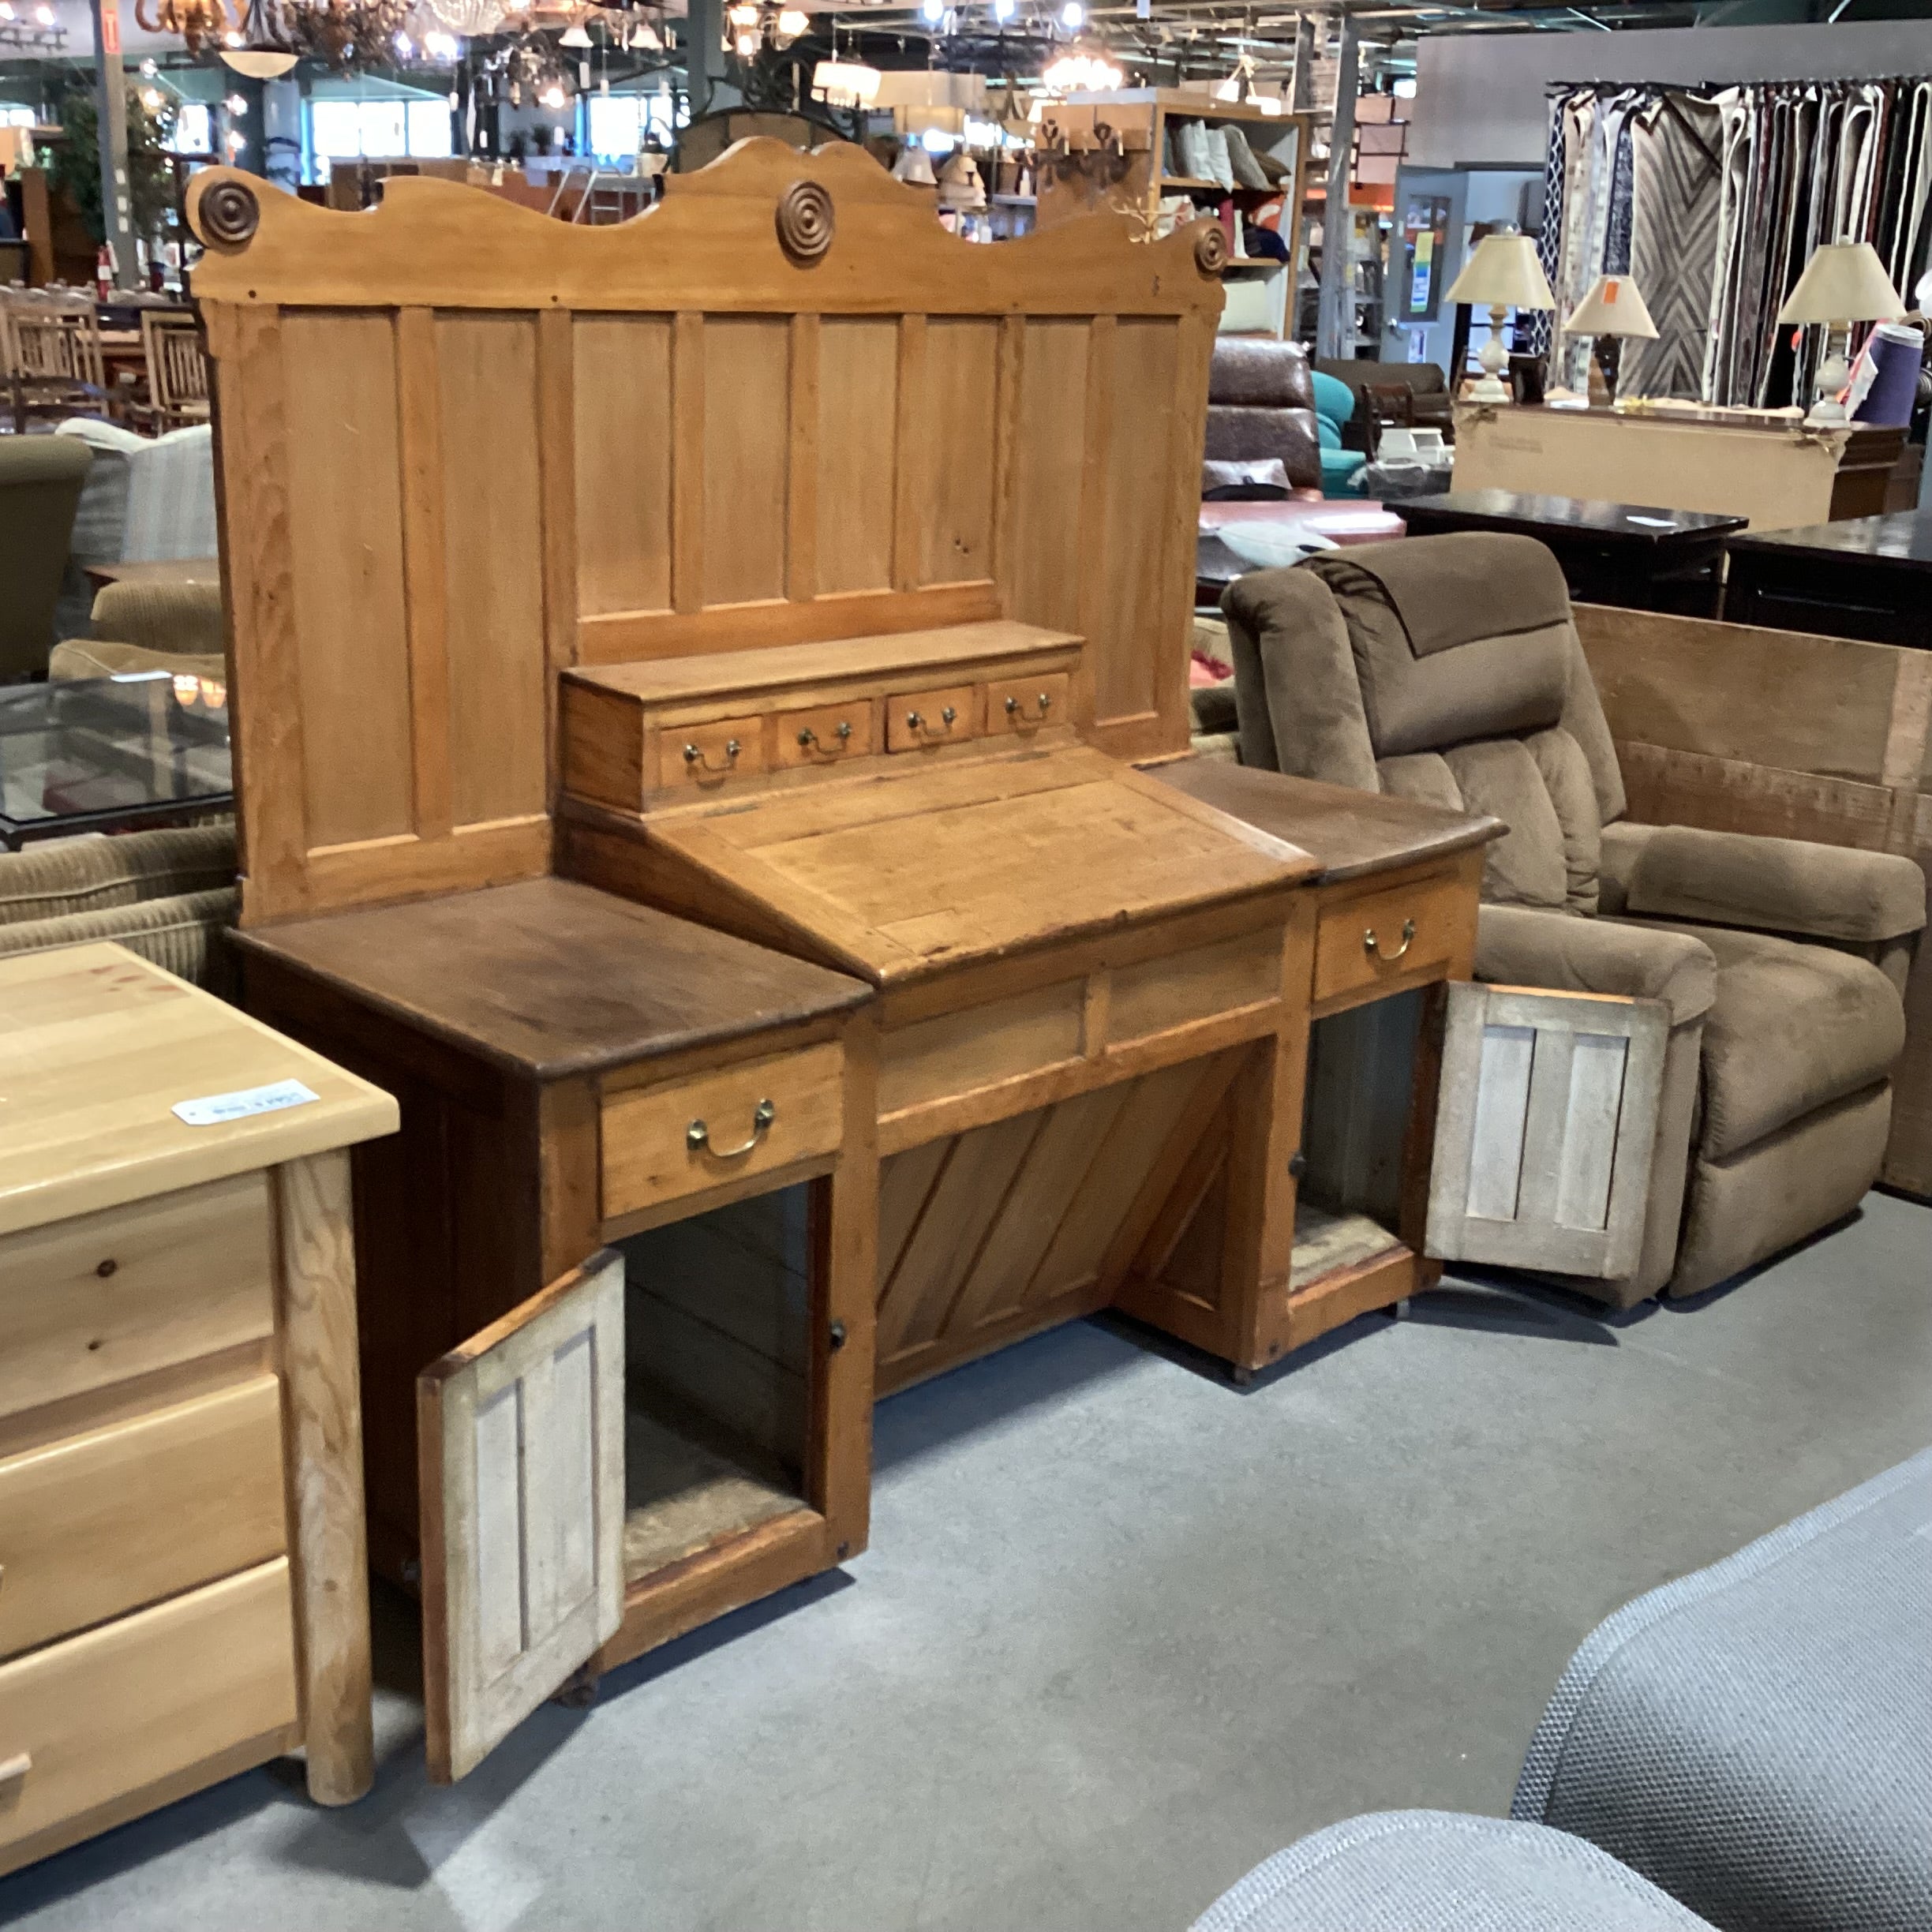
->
[1564, 273, 1658, 339]
[1777, 242, 1906, 325]
[220, 47, 299, 77]
[1444, 234, 1555, 313]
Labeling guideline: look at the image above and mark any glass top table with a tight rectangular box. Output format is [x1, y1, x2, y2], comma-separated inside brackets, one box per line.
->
[0, 673, 232, 852]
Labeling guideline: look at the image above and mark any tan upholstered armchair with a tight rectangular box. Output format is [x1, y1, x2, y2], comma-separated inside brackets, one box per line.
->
[1224, 532, 1925, 1305]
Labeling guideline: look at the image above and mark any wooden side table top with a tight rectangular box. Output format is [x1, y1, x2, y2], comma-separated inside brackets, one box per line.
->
[1726, 509, 1932, 567]
[230, 876, 869, 1082]
[82, 556, 222, 592]
[1149, 759, 1503, 881]
[0, 942, 396, 1236]
[1400, 490, 1747, 550]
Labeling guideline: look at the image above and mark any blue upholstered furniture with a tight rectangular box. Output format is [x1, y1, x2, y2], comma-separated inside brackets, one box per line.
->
[1309, 369, 1365, 497]
[1190, 1812, 1716, 1930]
[1516, 1446, 1932, 1932]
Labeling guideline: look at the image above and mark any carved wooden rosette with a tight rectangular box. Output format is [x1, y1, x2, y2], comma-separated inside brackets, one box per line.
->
[776, 180, 834, 265]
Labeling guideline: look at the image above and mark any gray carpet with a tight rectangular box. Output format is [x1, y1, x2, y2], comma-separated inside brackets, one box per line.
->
[6, 1193, 1929, 1932]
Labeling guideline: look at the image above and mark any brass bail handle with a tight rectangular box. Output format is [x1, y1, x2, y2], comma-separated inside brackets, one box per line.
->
[688, 1099, 776, 1158]
[683, 738, 741, 773]
[1005, 691, 1053, 721]
[904, 706, 957, 734]
[1363, 918, 1417, 960]
[798, 720, 855, 751]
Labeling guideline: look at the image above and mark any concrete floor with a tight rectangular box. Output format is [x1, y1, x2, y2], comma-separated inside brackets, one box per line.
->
[6, 1191, 1930, 1932]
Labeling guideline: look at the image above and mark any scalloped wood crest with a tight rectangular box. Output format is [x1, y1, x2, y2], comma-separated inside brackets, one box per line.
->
[193, 140, 1223, 925]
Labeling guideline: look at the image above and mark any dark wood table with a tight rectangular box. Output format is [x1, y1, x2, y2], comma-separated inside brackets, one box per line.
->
[1398, 489, 1747, 616]
[1723, 511, 1932, 648]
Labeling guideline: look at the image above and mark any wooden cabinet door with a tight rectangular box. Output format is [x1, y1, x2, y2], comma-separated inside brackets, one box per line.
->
[417, 1250, 625, 1783]
[1425, 983, 1668, 1280]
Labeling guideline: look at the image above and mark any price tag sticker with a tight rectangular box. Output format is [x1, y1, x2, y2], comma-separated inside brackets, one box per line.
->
[171, 1079, 319, 1127]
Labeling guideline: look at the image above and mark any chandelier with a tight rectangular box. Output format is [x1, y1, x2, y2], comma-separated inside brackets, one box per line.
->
[1040, 49, 1121, 92]
[133, 0, 233, 56]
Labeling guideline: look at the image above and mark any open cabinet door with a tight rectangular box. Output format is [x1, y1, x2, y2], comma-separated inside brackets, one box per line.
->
[1425, 983, 1668, 1280]
[417, 1249, 626, 1783]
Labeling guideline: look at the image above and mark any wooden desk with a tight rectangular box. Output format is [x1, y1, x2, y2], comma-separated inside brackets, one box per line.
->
[0, 943, 396, 1870]
[236, 877, 878, 1766]
[1451, 404, 1906, 533]
[1398, 491, 1743, 616]
[1136, 761, 1501, 1364]
[1724, 511, 1932, 649]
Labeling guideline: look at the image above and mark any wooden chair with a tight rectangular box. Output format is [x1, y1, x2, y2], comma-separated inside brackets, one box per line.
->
[140, 309, 212, 429]
[1, 292, 110, 431]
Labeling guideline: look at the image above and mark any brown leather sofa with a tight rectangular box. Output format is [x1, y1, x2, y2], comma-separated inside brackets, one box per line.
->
[1314, 358, 1455, 450]
[1206, 338, 1323, 495]
[1224, 532, 1925, 1305]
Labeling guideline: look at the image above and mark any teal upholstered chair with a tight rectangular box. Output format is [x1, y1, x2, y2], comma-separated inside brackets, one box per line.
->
[1309, 369, 1366, 498]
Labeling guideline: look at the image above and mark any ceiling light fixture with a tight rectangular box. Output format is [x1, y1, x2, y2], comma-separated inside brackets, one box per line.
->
[559, 18, 591, 43]
[1042, 47, 1118, 90]
[812, 54, 880, 103]
[1058, 0, 1080, 23]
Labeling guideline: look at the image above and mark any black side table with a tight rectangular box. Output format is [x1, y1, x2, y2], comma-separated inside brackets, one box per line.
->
[1723, 511, 1932, 649]
[1400, 490, 1747, 616]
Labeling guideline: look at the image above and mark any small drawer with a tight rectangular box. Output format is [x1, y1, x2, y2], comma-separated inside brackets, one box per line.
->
[0, 1559, 298, 1877]
[0, 1173, 275, 1427]
[657, 717, 768, 794]
[886, 684, 979, 754]
[1312, 869, 1470, 1009]
[1106, 923, 1285, 1051]
[601, 1042, 846, 1222]
[0, 1376, 287, 1661]
[987, 672, 1070, 738]
[775, 702, 875, 770]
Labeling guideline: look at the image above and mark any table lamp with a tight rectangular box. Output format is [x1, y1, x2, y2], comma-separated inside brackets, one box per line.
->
[1777, 242, 1906, 424]
[1564, 272, 1658, 405]
[1444, 233, 1556, 405]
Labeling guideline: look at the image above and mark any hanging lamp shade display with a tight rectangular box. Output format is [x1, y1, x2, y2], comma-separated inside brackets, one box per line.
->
[936, 151, 987, 212]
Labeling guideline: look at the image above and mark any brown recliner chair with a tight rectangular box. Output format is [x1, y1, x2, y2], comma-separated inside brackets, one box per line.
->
[1205, 338, 1324, 495]
[1226, 532, 1925, 1305]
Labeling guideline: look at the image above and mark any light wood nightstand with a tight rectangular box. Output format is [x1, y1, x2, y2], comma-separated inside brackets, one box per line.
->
[0, 943, 397, 1874]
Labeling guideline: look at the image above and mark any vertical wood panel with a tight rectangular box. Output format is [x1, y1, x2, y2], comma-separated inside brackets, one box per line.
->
[1466, 1024, 1534, 1221]
[1004, 318, 1089, 634]
[786, 312, 818, 602]
[816, 318, 897, 594]
[282, 311, 414, 850]
[207, 303, 308, 917]
[990, 315, 1024, 585]
[891, 314, 927, 592]
[671, 313, 704, 615]
[438, 313, 547, 826]
[573, 316, 673, 618]
[1093, 317, 1181, 728]
[396, 306, 452, 839]
[702, 316, 789, 607]
[918, 317, 999, 586]
[537, 308, 576, 797]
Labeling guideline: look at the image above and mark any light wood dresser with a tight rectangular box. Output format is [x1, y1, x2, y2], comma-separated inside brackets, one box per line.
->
[0, 943, 396, 1873]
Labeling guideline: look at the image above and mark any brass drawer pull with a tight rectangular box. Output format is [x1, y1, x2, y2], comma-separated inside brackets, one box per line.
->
[1363, 917, 1417, 961]
[904, 706, 957, 734]
[1005, 692, 1053, 721]
[687, 1099, 776, 1158]
[797, 721, 854, 752]
[683, 738, 741, 773]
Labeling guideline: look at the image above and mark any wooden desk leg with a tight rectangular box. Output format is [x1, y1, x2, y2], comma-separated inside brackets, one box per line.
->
[272, 1149, 376, 1807]
[1400, 979, 1451, 1297]
[813, 1012, 878, 1565]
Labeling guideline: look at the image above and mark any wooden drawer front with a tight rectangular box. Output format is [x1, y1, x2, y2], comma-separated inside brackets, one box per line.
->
[886, 683, 980, 754]
[1106, 924, 1285, 1052]
[0, 1173, 275, 1426]
[657, 717, 767, 795]
[775, 701, 876, 770]
[1313, 871, 1467, 1008]
[987, 672, 1070, 739]
[0, 1377, 286, 1661]
[0, 1559, 297, 1874]
[880, 979, 1085, 1122]
[602, 1043, 845, 1221]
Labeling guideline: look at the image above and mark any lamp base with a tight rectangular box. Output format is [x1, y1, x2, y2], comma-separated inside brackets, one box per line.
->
[1469, 305, 1512, 406]
[1805, 332, 1852, 425]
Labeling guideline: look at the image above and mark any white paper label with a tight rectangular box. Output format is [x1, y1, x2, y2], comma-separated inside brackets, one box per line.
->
[171, 1078, 319, 1127]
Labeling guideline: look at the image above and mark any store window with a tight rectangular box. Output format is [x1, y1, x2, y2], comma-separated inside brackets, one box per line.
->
[309, 96, 451, 160]
[585, 91, 680, 163]
[1, 107, 36, 128]
[171, 103, 212, 154]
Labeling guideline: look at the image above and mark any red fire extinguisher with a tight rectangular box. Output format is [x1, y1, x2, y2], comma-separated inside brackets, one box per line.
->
[95, 245, 114, 299]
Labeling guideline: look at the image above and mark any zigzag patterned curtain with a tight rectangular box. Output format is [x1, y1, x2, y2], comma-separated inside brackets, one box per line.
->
[1536, 77, 1932, 406]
